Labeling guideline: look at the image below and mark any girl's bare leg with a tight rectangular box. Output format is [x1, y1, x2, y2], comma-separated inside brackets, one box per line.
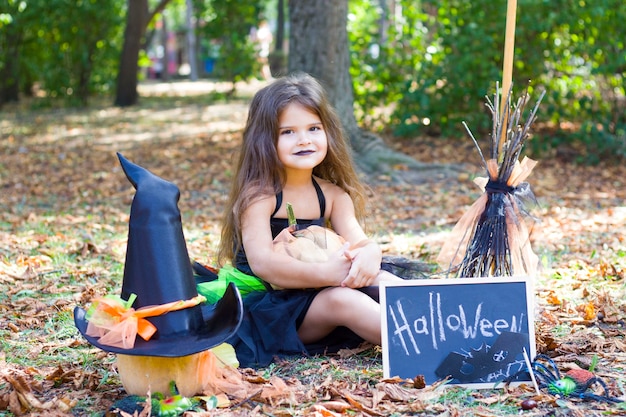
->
[297, 286, 381, 345]
[374, 269, 404, 284]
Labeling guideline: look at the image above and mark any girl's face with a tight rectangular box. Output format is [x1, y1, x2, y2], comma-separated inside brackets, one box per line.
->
[276, 102, 328, 172]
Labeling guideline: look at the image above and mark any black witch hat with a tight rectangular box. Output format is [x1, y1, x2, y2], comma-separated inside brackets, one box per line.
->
[74, 153, 243, 357]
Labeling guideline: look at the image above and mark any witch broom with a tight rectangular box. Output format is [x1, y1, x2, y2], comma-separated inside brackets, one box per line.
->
[438, 86, 544, 277]
[437, 0, 544, 278]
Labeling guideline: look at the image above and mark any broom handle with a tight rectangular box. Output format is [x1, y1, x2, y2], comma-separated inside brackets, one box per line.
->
[499, 0, 517, 154]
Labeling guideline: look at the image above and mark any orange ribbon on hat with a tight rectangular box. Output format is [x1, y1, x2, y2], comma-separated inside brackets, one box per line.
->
[84, 294, 206, 349]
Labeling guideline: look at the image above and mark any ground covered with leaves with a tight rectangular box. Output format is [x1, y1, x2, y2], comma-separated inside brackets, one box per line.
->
[1, 81, 625, 416]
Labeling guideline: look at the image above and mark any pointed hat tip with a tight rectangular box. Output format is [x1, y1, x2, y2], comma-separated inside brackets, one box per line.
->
[117, 152, 141, 189]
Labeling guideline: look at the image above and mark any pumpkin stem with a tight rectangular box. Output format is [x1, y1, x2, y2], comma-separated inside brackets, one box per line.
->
[286, 202, 297, 227]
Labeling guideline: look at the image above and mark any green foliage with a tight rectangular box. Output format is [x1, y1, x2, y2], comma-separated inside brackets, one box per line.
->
[349, 0, 626, 163]
[349, 0, 506, 138]
[348, 0, 430, 132]
[194, 0, 264, 85]
[41, 0, 124, 104]
[3, 0, 625, 162]
[0, 0, 40, 103]
[0, 0, 124, 106]
[568, 120, 626, 164]
[515, 0, 626, 162]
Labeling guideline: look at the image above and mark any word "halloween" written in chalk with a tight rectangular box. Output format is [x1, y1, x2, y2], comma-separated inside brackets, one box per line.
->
[388, 292, 525, 356]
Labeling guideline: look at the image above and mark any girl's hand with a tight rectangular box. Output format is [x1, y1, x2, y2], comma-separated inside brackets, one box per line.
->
[323, 242, 353, 286]
[340, 242, 381, 288]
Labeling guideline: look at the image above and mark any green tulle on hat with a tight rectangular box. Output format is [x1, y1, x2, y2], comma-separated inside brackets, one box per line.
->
[197, 264, 267, 304]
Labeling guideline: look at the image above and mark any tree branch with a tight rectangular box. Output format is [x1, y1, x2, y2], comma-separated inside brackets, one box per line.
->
[148, 0, 172, 25]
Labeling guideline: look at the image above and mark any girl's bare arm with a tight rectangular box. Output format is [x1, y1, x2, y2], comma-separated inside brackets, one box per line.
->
[241, 196, 351, 289]
[328, 188, 382, 288]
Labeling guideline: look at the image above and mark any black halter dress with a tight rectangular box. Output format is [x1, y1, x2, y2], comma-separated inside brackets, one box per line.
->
[227, 178, 366, 368]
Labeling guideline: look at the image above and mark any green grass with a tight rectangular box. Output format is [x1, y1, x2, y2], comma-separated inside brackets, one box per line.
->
[2, 87, 625, 416]
[2, 217, 625, 416]
[2, 218, 625, 416]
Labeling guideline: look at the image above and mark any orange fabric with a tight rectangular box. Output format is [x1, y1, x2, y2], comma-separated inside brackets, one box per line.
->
[437, 157, 538, 277]
[85, 295, 206, 349]
[508, 156, 537, 186]
[436, 193, 488, 272]
[201, 350, 251, 399]
[487, 158, 499, 180]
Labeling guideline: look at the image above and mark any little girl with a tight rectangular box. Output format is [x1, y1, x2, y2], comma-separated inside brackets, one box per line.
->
[216, 72, 400, 367]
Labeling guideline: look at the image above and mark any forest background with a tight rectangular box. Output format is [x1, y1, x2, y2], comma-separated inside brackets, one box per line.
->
[2, 0, 625, 162]
[1, 0, 626, 416]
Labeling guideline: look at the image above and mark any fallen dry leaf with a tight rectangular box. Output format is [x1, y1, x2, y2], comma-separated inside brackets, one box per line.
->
[1, 80, 625, 417]
[308, 404, 343, 417]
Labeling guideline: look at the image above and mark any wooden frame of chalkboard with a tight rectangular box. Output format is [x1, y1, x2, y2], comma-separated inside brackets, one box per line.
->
[380, 276, 535, 389]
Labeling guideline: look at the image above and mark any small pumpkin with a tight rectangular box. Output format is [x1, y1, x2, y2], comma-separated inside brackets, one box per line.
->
[273, 225, 346, 262]
[116, 343, 238, 397]
[273, 203, 346, 263]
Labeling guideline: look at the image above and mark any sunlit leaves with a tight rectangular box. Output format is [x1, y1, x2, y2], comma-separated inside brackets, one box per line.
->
[347, 0, 625, 163]
[0, 0, 125, 106]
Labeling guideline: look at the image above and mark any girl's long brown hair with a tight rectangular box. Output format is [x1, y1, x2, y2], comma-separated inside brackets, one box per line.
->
[217, 72, 367, 266]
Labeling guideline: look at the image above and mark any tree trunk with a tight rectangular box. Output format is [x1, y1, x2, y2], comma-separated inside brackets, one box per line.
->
[0, 24, 22, 106]
[275, 0, 285, 51]
[185, 0, 198, 81]
[0, 47, 20, 106]
[269, 0, 287, 77]
[288, 0, 456, 182]
[288, 0, 356, 134]
[114, 0, 149, 106]
[114, 0, 172, 107]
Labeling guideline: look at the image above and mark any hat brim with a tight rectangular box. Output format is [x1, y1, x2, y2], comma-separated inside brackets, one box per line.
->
[74, 282, 243, 357]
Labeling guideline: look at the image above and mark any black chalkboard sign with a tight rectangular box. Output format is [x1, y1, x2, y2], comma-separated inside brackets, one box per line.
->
[380, 276, 535, 388]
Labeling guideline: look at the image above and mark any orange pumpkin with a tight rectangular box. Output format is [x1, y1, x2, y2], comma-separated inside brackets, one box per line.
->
[273, 225, 346, 262]
[116, 343, 238, 397]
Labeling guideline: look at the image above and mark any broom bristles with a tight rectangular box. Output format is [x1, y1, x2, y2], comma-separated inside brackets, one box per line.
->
[453, 84, 544, 278]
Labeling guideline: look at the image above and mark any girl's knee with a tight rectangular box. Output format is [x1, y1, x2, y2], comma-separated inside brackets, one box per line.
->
[318, 286, 374, 310]
[304, 287, 381, 344]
